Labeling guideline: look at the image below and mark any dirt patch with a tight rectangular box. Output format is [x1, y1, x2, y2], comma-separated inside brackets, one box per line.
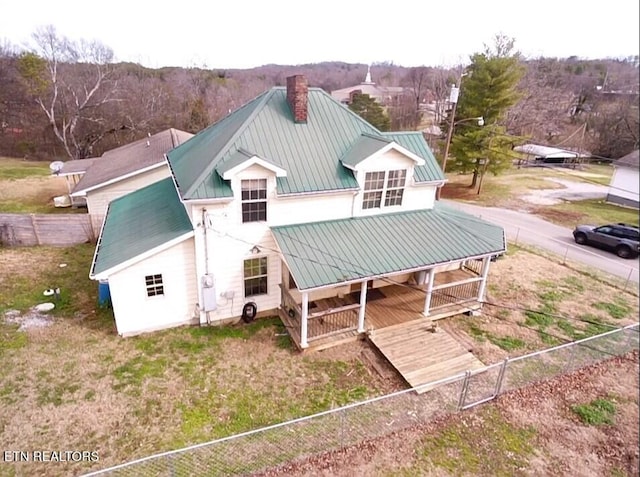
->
[4, 308, 54, 330]
[260, 352, 639, 477]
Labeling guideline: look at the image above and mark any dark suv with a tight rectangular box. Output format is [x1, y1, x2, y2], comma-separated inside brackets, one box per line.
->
[572, 223, 640, 259]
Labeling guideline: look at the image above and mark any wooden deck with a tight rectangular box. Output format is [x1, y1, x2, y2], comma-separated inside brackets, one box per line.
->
[368, 318, 485, 393]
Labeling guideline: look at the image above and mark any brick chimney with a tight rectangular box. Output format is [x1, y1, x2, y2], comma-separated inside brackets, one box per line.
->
[286, 75, 308, 123]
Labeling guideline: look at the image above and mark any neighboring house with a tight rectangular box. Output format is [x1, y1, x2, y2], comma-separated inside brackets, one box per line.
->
[513, 144, 589, 165]
[607, 150, 639, 209]
[331, 66, 405, 106]
[90, 75, 506, 347]
[71, 128, 193, 232]
[57, 158, 98, 207]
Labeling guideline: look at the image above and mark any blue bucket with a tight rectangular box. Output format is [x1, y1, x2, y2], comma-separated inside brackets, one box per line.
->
[98, 280, 111, 307]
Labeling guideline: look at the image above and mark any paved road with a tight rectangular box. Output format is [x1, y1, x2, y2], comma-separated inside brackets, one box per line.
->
[444, 200, 640, 286]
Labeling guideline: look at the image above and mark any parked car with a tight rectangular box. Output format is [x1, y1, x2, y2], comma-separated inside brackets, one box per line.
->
[572, 223, 640, 259]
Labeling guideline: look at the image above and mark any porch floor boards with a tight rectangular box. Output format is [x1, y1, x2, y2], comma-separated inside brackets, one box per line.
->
[367, 319, 485, 393]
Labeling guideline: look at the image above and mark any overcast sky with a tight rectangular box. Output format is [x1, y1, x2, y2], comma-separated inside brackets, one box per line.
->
[2, 0, 639, 69]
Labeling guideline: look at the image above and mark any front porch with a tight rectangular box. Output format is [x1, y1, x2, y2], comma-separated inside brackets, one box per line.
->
[278, 261, 488, 352]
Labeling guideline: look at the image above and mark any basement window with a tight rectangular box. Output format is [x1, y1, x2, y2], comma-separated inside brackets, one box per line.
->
[145, 274, 164, 297]
[362, 169, 407, 209]
[241, 179, 267, 222]
[244, 257, 268, 297]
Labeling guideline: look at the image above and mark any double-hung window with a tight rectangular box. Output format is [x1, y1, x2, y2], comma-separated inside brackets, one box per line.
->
[362, 169, 407, 209]
[241, 179, 267, 222]
[244, 257, 268, 297]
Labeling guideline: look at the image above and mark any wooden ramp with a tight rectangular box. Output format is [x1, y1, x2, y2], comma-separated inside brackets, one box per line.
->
[368, 319, 484, 393]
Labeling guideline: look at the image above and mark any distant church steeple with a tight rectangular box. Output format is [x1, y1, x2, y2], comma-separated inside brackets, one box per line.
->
[364, 64, 373, 84]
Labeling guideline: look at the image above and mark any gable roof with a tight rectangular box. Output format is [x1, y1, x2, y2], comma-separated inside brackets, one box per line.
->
[58, 158, 97, 176]
[90, 177, 193, 278]
[73, 128, 193, 195]
[167, 87, 443, 200]
[613, 150, 639, 169]
[216, 148, 287, 179]
[272, 203, 505, 291]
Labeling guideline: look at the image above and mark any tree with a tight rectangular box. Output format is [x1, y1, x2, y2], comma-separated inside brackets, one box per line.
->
[17, 25, 121, 159]
[446, 34, 525, 189]
[348, 93, 391, 131]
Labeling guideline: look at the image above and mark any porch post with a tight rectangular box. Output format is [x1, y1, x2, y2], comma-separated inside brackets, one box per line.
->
[477, 256, 491, 302]
[423, 268, 435, 316]
[301, 292, 309, 349]
[357, 280, 368, 333]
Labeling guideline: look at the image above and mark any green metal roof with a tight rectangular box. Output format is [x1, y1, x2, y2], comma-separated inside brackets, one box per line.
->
[91, 178, 193, 277]
[340, 133, 392, 168]
[215, 148, 284, 177]
[166, 87, 444, 200]
[271, 203, 505, 290]
[382, 132, 445, 183]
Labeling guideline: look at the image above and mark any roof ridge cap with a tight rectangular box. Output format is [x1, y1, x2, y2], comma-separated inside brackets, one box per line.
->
[183, 89, 275, 199]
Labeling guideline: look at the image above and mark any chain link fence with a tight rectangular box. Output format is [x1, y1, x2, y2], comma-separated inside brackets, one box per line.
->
[82, 323, 639, 477]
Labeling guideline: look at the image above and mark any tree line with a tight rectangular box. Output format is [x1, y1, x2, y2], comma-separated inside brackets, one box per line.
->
[0, 26, 637, 162]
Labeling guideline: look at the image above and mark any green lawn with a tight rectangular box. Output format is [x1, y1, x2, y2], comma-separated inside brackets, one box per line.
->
[0, 157, 72, 213]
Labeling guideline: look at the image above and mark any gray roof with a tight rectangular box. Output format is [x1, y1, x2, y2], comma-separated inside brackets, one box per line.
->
[73, 128, 193, 194]
[91, 178, 193, 277]
[58, 158, 98, 175]
[166, 87, 443, 200]
[271, 203, 506, 291]
[614, 150, 639, 169]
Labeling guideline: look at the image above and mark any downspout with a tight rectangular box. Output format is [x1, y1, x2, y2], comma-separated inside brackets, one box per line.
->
[202, 207, 211, 324]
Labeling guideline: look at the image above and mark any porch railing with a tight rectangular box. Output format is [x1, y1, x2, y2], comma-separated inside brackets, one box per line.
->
[307, 304, 360, 341]
[431, 277, 481, 310]
[462, 258, 483, 276]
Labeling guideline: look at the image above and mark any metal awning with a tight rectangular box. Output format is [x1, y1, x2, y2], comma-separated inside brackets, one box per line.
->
[271, 204, 506, 291]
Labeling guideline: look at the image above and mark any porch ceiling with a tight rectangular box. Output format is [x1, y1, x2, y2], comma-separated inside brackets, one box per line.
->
[271, 203, 506, 291]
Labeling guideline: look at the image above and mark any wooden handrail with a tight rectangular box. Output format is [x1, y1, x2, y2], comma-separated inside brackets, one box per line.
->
[432, 276, 482, 291]
[308, 303, 360, 320]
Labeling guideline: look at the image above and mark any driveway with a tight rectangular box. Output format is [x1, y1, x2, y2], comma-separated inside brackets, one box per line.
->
[520, 178, 609, 205]
[444, 200, 639, 285]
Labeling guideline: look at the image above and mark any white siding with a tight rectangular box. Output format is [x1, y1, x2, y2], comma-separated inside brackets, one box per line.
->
[86, 166, 170, 232]
[108, 238, 198, 336]
[186, 149, 439, 323]
[609, 167, 640, 202]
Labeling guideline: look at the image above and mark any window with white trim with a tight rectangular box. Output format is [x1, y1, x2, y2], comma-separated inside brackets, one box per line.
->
[362, 169, 407, 209]
[241, 179, 267, 222]
[244, 257, 268, 297]
[145, 274, 164, 297]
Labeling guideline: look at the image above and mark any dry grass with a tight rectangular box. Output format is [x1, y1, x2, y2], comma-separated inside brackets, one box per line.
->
[0, 157, 71, 213]
[1, 244, 638, 476]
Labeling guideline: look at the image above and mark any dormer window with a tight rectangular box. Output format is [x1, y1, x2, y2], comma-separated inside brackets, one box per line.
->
[362, 169, 407, 209]
[241, 179, 267, 222]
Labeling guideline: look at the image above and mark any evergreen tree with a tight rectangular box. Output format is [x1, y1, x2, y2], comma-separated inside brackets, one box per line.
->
[349, 93, 391, 131]
[446, 35, 525, 189]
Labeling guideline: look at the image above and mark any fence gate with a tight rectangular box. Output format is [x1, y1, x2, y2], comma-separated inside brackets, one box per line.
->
[458, 359, 509, 410]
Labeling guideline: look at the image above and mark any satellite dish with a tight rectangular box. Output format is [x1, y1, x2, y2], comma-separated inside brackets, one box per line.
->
[49, 161, 64, 174]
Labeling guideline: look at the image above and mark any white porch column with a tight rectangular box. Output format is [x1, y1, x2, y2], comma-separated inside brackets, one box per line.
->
[423, 268, 435, 316]
[300, 291, 309, 349]
[357, 280, 368, 333]
[477, 256, 492, 302]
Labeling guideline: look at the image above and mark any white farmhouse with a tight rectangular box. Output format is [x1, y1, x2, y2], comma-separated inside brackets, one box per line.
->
[90, 76, 506, 353]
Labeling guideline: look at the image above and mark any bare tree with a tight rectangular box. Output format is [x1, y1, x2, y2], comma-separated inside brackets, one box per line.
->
[18, 25, 120, 158]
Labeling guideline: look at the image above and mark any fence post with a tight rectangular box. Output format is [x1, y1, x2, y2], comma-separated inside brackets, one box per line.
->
[30, 214, 41, 246]
[514, 227, 520, 245]
[493, 358, 509, 397]
[623, 268, 633, 291]
[564, 342, 578, 374]
[562, 245, 569, 265]
[340, 409, 346, 449]
[457, 371, 471, 411]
